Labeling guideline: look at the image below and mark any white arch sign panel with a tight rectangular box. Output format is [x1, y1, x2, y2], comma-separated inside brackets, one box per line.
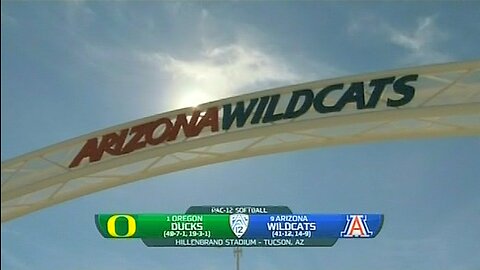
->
[2, 61, 480, 222]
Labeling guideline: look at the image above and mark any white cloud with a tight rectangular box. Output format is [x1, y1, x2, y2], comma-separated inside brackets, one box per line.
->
[69, 6, 341, 112]
[386, 16, 450, 64]
[142, 43, 302, 109]
[389, 17, 436, 51]
[349, 15, 451, 65]
[130, 6, 343, 110]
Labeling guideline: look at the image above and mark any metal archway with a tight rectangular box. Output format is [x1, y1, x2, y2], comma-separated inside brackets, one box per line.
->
[2, 60, 479, 222]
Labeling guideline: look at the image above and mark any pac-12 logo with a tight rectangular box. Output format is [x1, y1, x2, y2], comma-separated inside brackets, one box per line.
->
[229, 214, 249, 238]
[340, 215, 373, 238]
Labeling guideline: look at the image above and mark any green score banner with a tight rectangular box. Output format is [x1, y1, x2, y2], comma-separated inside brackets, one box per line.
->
[95, 213, 384, 245]
[96, 214, 235, 239]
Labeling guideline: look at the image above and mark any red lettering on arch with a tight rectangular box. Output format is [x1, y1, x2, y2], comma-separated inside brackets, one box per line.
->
[69, 106, 220, 168]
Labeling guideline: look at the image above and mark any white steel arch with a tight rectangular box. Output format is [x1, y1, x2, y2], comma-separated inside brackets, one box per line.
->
[2, 60, 480, 222]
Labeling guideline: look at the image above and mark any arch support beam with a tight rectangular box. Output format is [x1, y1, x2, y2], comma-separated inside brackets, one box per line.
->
[2, 61, 480, 222]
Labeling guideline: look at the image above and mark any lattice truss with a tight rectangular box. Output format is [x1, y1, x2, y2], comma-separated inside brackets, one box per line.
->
[2, 61, 480, 222]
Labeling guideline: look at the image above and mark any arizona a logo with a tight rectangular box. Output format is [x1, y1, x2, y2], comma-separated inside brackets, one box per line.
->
[229, 214, 249, 238]
[340, 214, 373, 238]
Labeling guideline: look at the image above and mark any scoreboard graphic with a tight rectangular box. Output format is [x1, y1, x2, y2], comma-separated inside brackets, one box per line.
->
[95, 206, 384, 247]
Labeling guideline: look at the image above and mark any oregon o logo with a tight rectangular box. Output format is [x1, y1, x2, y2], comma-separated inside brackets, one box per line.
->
[106, 215, 136, 237]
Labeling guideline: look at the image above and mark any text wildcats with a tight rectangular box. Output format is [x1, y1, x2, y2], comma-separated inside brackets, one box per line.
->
[69, 74, 418, 168]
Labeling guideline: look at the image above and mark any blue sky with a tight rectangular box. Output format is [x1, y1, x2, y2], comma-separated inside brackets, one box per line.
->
[1, 1, 480, 269]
